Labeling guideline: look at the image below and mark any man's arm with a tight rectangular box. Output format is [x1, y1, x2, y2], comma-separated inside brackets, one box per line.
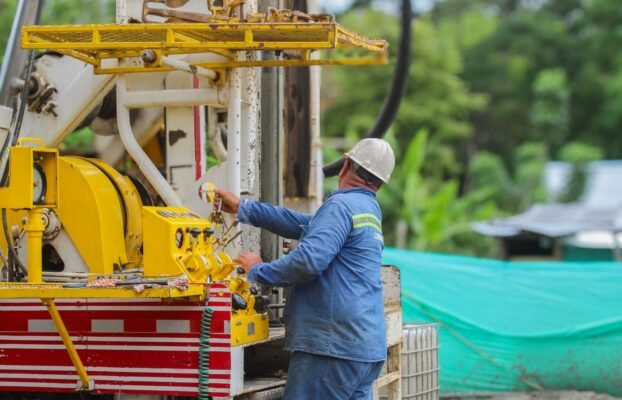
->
[215, 189, 312, 240]
[238, 199, 312, 240]
[247, 202, 351, 286]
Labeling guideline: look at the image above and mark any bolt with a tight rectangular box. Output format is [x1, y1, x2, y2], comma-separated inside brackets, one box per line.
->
[141, 50, 158, 64]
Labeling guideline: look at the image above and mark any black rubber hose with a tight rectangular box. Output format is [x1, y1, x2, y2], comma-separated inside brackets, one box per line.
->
[0, 51, 35, 281]
[0, 50, 36, 186]
[2, 209, 27, 278]
[323, 0, 413, 177]
[10, 51, 35, 148]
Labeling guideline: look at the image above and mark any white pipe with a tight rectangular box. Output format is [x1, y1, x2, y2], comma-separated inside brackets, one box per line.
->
[161, 56, 219, 81]
[124, 88, 228, 108]
[226, 67, 242, 195]
[0, 0, 26, 92]
[116, 74, 183, 207]
[309, 64, 323, 210]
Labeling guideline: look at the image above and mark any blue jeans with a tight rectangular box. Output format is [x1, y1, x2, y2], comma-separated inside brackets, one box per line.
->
[283, 351, 385, 400]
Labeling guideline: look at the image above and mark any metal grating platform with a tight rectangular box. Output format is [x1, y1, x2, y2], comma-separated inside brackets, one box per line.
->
[21, 22, 388, 73]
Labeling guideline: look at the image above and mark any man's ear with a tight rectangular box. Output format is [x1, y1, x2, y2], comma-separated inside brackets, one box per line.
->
[338, 158, 350, 178]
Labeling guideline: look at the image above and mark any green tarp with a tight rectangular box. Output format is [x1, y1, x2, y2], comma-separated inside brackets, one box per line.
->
[382, 248, 622, 395]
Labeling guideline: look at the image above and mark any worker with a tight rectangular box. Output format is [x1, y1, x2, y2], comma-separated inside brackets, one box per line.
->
[215, 138, 395, 399]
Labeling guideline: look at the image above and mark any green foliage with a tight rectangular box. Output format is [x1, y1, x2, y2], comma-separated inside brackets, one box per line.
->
[378, 131, 498, 257]
[0, 0, 115, 152]
[40, 0, 115, 25]
[0, 0, 17, 65]
[324, 8, 495, 256]
[59, 127, 94, 155]
[0, 0, 114, 60]
[469, 142, 548, 214]
[0, 0, 617, 257]
[530, 68, 569, 147]
[323, 1, 622, 256]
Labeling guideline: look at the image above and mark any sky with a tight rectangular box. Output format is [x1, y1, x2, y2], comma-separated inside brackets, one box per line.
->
[320, 0, 435, 14]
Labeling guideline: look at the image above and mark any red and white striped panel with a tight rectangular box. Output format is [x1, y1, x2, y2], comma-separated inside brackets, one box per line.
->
[0, 283, 233, 398]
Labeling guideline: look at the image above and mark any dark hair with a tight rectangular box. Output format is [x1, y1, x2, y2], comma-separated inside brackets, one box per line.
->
[351, 160, 383, 188]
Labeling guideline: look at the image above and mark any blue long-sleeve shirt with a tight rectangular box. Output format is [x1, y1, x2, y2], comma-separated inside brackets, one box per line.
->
[238, 188, 387, 362]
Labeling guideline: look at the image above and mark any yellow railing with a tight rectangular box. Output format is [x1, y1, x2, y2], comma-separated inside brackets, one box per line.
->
[22, 22, 388, 74]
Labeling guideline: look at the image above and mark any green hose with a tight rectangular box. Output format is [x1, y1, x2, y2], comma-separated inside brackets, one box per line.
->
[198, 303, 214, 399]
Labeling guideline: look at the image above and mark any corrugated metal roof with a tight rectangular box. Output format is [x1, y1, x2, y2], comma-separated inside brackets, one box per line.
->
[473, 161, 622, 238]
[472, 203, 620, 238]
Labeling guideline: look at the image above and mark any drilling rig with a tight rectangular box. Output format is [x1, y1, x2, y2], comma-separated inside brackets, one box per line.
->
[0, 1, 405, 399]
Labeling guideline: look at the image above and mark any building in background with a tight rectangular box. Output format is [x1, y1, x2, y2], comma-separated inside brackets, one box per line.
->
[473, 161, 622, 261]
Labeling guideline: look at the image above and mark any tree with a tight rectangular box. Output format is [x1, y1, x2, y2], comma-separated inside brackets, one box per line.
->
[0, 0, 115, 65]
[530, 68, 569, 149]
[0, 0, 17, 65]
[323, 9, 487, 181]
[378, 130, 499, 257]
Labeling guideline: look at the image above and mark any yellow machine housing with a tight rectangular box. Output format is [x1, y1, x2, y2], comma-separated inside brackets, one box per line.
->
[0, 138, 58, 210]
[56, 157, 130, 274]
[143, 206, 269, 345]
[142, 206, 215, 281]
[0, 140, 268, 346]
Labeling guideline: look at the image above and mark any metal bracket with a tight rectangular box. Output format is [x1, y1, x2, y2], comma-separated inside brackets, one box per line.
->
[41, 298, 92, 391]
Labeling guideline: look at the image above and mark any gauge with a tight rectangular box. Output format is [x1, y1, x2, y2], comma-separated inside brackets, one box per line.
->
[33, 163, 47, 204]
[175, 228, 184, 249]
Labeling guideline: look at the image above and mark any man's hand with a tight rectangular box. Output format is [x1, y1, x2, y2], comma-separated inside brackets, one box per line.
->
[214, 189, 241, 214]
[235, 252, 263, 274]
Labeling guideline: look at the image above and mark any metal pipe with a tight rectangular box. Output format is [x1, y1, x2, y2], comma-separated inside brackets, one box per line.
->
[0, 0, 27, 104]
[161, 56, 220, 81]
[0, 0, 42, 107]
[25, 208, 45, 283]
[259, 0, 283, 263]
[123, 88, 228, 108]
[226, 67, 242, 195]
[224, 63, 242, 251]
[116, 74, 183, 206]
[42, 299, 91, 390]
[309, 0, 322, 206]
[309, 64, 322, 209]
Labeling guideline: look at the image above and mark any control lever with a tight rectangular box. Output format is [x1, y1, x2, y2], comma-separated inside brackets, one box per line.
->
[232, 293, 248, 311]
[186, 227, 202, 238]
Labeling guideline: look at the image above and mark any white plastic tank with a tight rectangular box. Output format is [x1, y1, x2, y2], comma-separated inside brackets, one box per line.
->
[381, 323, 440, 400]
[402, 324, 440, 400]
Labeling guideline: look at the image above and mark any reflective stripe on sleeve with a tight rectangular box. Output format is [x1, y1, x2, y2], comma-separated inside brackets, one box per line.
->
[352, 214, 382, 233]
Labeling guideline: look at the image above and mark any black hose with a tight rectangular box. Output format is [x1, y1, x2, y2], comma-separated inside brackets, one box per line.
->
[0, 50, 36, 186]
[10, 51, 35, 148]
[0, 49, 37, 279]
[323, 0, 413, 177]
[2, 209, 26, 278]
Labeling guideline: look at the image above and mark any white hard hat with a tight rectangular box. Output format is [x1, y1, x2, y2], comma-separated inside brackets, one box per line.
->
[345, 138, 395, 183]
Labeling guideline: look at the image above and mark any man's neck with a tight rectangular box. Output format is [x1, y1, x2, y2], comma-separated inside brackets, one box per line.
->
[339, 178, 378, 192]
